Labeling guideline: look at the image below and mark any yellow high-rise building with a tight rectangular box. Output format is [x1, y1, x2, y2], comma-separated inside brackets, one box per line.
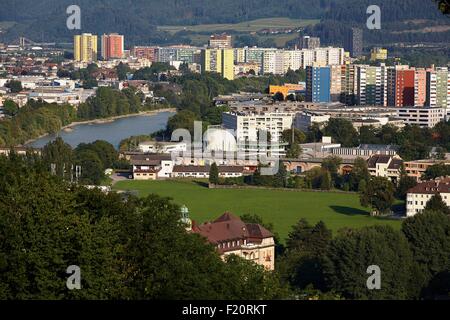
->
[201, 48, 234, 80]
[74, 33, 98, 62]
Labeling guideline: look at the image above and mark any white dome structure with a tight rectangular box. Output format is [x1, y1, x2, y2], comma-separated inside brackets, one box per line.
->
[203, 127, 237, 152]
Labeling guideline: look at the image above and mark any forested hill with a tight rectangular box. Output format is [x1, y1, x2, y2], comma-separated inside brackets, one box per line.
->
[0, 0, 447, 45]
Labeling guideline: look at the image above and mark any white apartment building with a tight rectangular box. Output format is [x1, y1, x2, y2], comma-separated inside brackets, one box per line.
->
[262, 50, 286, 75]
[222, 111, 295, 143]
[262, 47, 345, 75]
[406, 178, 450, 217]
[301, 49, 315, 69]
[396, 107, 445, 128]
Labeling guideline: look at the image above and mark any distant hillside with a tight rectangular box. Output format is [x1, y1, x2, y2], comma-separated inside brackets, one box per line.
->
[0, 0, 447, 46]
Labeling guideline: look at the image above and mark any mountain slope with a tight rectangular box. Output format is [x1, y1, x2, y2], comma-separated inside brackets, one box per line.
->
[0, 0, 447, 46]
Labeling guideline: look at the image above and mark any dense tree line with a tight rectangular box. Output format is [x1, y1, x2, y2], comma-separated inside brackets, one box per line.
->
[42, 138, 122, 185]
[0, 100, 77, 146]
[0, 153, 449, 299]
[278, 209, 450, 300]
[0, 154, 288, 300]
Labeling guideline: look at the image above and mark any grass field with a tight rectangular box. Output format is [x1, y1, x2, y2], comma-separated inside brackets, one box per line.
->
[113, 180, 402, 242]
[158, 17, 319, 34]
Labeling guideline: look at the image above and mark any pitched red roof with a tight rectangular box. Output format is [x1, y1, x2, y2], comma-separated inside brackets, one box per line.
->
[407, 178, 450, 194]
[192, 213, 273, 252]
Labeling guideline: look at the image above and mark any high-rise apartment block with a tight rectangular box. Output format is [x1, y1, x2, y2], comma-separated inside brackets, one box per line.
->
[101, 33, 124, 60]
[345, 28, 363, 57]
[306, 66, 331, 103]
[201, 48, 234, 80]
[387, 66, 415, 107]
[356, 64, 387, 106]
[74, 33, 98, 62]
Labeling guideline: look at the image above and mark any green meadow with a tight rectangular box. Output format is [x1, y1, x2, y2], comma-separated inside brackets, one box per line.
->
[114, 180, 402, 242]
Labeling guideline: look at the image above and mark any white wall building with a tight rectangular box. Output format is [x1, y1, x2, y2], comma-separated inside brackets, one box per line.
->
[222, 111, 295, 143]
[138, 141, 187, 154]
[406, 178, 450, 217]
[396, 107, 445, 128]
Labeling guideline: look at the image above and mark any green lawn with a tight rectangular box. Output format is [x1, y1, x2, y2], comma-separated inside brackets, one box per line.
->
[113, 180, 402, 242]
[158, 18, 319, 34]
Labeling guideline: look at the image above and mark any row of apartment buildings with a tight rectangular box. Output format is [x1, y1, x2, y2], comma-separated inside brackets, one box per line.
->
[304, 64, 450, 112]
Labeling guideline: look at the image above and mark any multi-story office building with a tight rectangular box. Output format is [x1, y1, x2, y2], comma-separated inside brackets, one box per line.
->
[306, 66, 331, 103]
[356, 64, 387, 106]
[101, 33, 124, 60]
[201, 48, 234, 80]
[387, 66, 415, 107]
[209, 34, 232, 49]
[396, 107, 445, 128]
[74, 33, 98, 62]
[345, 28, 363, 57]
[300, 36, 320, 49]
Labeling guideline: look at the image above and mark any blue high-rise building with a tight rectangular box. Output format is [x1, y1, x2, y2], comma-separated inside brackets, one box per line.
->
[306, 66, 331, 103]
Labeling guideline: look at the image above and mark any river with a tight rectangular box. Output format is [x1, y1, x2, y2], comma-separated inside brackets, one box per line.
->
[27, 111, 175, 149]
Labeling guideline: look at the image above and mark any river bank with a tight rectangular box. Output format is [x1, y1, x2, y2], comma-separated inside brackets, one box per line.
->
[22, 108, 177, 147]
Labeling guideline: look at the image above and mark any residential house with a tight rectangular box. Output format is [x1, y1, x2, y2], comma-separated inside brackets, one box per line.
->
[406, 177, 450, 217]
[192, 212, 275, 270]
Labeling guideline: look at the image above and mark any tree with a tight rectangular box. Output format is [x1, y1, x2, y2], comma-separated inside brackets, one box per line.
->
[41, 137, 74, 180]
[322, 155, 342, 186]
[425, 194, 450, 215]
[347, 157, 371, 191]
[320, 170, 332, 190]
[279, 220, 332, 291]
[116, 62, 131, 81]
[323, 225, 420, 300]
[5, 80, 23, 93]
[209, 163, 219, 185]
[402, 210, 450, 298]
[2, 99, 19, 116]
[74, 149, 105, 185]
[422, 164, 450, 180]
[167, 110, 200, 137]
[273, 161, 288, 188]
[323, 118, 359, 147]
[360, 177, 395, 215]
[396, 165, 417, 200]
[272, 92, 284, 101]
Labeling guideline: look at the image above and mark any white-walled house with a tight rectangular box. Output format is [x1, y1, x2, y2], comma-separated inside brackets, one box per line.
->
[406, 177, 450, 217]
